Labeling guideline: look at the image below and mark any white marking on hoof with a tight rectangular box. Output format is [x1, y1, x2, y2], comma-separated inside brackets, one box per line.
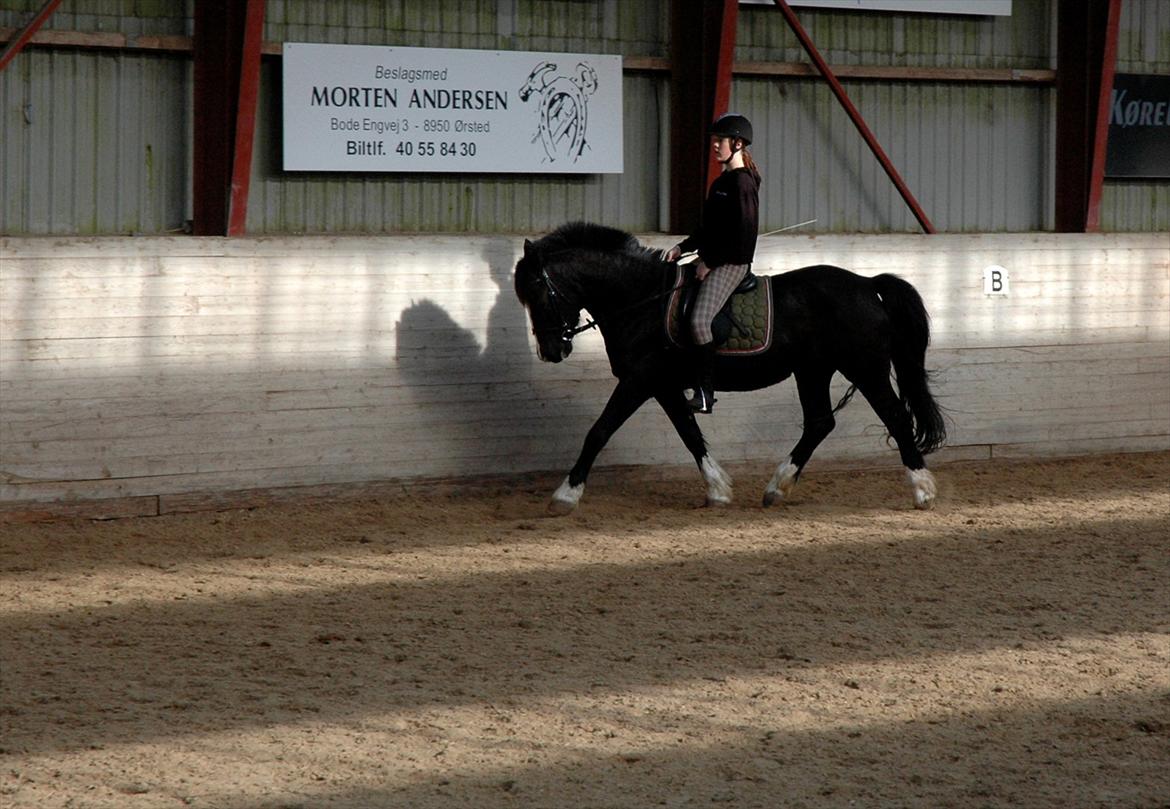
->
[549, 476, 584, 515]
[701, 455, 733, 507]
[763, 457, 800, 506]
[907, 467, 937, 510]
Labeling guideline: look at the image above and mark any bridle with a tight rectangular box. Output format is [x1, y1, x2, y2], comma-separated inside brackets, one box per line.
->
[534, 267, 598, 347]
[529, 260, 686, 348]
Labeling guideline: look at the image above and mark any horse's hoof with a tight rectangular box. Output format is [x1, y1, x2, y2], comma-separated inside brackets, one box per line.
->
[548, 477, 583, 516]
[701, 457, 733, 508]
[548, 498, 577, 516]
[913, 489, 936, 510]
[705, 496, 731, 508]
[764, 459, 799, 507]
[763, 480, 795, 506]
[908, 468, 937, 510]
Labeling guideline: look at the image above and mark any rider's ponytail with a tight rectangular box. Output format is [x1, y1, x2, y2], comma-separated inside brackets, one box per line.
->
[741, 148, 761, 185]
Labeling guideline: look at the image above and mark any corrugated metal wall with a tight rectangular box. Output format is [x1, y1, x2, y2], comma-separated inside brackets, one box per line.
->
[738, 78, 1051, 233]
[0, 49, 189, 234]
[735, 2, 1054, 232]
[738, 3, 1052, 67]
[0, 1, 191, 234]
[263, 1, 663, 56]
[0, 0, 190, 35]
[1, 0, 1167, 235]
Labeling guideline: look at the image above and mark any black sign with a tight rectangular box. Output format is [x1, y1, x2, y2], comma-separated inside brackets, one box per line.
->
[1106, 73, 1170, 179]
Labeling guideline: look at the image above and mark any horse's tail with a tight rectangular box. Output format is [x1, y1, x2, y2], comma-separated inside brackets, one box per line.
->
[872, 274, 947, 455]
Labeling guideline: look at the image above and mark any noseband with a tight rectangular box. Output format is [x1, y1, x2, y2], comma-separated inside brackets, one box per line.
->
[533, 267, 597, 346]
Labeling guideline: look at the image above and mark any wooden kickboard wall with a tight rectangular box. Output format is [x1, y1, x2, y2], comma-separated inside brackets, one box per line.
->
[2, 233, 1167, 514]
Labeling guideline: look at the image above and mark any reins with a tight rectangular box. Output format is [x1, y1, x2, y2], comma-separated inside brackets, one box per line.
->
[535, 262, 685, 343]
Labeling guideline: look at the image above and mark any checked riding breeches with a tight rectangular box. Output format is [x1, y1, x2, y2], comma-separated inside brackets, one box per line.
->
[690, 262, 750, 345]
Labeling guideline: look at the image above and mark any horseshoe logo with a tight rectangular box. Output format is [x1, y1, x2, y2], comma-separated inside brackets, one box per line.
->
[519, 61, 599, 164]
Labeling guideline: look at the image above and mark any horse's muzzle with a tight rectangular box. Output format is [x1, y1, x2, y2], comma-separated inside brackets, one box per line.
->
[537, 337, 572, 363]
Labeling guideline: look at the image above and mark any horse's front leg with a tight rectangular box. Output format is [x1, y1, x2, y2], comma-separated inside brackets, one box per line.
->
[549, 378, 651, 515]
[654, 389, 732, 507]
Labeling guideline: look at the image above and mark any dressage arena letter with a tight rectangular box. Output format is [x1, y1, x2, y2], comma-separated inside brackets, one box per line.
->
[984, 265, 1010, 296]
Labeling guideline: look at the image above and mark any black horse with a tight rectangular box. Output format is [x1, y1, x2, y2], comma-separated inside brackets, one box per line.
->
[514, 222, 946, 513]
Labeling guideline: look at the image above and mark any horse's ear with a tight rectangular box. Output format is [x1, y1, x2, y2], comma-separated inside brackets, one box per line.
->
[523, 238, 533, 256]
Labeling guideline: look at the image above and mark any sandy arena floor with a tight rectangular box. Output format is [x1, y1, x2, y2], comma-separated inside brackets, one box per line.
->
[1, 452, 1168, 808]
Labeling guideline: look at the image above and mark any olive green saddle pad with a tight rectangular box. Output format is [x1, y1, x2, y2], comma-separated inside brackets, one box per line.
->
[664, 266, 774, 356]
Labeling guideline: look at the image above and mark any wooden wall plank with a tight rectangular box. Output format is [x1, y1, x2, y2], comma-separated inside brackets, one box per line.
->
[1, 232, 1167, 509]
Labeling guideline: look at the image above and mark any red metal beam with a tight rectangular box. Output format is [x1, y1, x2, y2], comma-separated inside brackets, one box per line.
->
[193, 4, 242, 235]
[227, 0, 266, 237]
[1085, 0, 1121, 232]
[771, 0, 936, 234]
[0, 0, 63, 73]
[670, 0, 743, 233]
[706, 0, 740, 189]
[1055, 0, 1116, 232]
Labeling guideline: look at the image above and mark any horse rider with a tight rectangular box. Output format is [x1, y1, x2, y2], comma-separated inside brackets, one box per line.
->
[665, 113, 762, 414]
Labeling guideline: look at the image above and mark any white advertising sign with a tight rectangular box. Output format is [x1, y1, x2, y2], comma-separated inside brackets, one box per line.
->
[741, 0, 1012, 14]
[282, 43, 624, 173]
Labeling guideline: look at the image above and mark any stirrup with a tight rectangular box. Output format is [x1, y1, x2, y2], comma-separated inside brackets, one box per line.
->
[688, 388, 716, 414]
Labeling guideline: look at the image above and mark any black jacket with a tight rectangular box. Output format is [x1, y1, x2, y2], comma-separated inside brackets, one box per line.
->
[678, 167, 760, 267]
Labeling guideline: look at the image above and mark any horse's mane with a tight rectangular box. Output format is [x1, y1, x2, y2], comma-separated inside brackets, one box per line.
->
[515, 221, 666, 307]
[535, 221, 661, 264]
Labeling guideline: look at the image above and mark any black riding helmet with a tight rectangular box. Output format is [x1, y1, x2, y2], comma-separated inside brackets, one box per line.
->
[709, 113, 752, 145]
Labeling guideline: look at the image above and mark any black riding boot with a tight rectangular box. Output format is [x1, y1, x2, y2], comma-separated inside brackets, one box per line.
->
[687, 343, 717, 414]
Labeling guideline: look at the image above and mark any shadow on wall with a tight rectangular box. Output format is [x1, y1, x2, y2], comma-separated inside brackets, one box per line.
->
[394, 241, 562, 477]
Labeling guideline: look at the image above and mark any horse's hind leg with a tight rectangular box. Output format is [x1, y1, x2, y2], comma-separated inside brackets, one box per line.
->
[655, 389, 732, 506]
[764, 368, 836, 506]
[550, 378, 650, 515]
[851, 372, 937, 510]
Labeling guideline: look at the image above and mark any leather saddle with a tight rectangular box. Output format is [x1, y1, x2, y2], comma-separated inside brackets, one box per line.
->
[664, 264, 774, 355]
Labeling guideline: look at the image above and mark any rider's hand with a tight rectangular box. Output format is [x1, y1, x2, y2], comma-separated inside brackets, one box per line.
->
[695, 261, 711, 281]
[664, 244, 682, 262]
